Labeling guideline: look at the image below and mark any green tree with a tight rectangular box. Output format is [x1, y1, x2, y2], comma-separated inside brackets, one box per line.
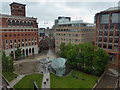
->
[67, 49, 78, 68]
[93, 48, 109, 76]
[15, 46, 22, 59]
[2, 52, 14, 72]
[8, 54, 14, 72]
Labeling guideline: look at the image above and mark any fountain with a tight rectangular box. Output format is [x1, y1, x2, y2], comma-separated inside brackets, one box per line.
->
[39, 49, 66, 76]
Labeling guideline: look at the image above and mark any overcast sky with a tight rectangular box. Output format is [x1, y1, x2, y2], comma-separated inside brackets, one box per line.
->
[1, 0, 119, 28]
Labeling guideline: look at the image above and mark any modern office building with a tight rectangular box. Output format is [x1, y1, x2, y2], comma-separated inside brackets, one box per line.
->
[55, 16, 95, 52]
[1, 2, 39, 58]
[94, 6, 120, 67]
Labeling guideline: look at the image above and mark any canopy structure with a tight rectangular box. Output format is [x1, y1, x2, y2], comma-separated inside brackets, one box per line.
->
[50, 58, 66, 76]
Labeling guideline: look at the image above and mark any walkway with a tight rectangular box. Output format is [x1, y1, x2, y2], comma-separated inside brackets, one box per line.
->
[9, 75, 25, 87]
[95, 67, 118, 88]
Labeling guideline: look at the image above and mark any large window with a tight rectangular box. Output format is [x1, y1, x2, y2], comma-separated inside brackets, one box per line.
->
[111, 13, 120, 23]
[20, 21, 23, 26]
[100, 14, 109, 24]
[7, 20, 11, 26]
[16, 20, 19, 26]
[12, 20, 15, 26]
[24, 21, 27, 26]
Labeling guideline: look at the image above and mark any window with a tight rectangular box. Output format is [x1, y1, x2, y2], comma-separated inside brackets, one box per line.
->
[35, 38, 37, 45]
[14, 34, 16, 37]
[10, 40, 12, 43]
[18, 39, 20, 42]
[20, 21, 23, 26]
[7, 20, 11, 26]
[25, 34, 27, 36]
[14, 39, 16, 43]
[9, 34, 12, 37]
[12, 20, 15, 26]
[28, 34, 30, 36]
[5, 40, 8, 44]
[31, 22, 33, 26]
[22, 34, 23, 36]
[21, 29, 23, 31]
[35, 33, 36, 36]
[25, 39, 27, 41]
[28, 22, 30, 26]
[24, 21, 27, 26]
[17, 29, 19, 31]
[32, 34, 33, 36]
[22, 39, 24, 42]
[5, 34, 7, 37]
[16, 20, 19, 26]
[18, 34, 20, 36]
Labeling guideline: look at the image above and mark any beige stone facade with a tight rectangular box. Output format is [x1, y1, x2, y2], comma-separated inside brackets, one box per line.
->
[55, 25, 95, 51]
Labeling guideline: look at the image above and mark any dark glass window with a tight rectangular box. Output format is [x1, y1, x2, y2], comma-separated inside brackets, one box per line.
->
[16, 20, 19, 26]
[31, 22, 33, 26]
[7, 20, 11, 26]
[5, 34, 7, 37]
[18, 34, 20, 36]
[20, 21, 23, 26]
[12, 20, 15, 26]
[22, 34, 23, 36]
[24, 21, 27, 26]
[9, 34, 12, 37]
[25, 34, 27, 36]
[28, 22, 30, 26]
[14, 39, 16, 43]
[14, 34, 16, 37]
[109, 38, 113, 43]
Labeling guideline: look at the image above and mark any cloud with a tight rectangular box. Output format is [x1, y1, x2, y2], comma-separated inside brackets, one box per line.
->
[1, 1, 119, 28]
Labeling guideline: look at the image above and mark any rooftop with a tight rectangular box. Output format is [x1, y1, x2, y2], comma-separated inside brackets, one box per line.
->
[10, 2, 26, 6]
[103, 6, 120, 12]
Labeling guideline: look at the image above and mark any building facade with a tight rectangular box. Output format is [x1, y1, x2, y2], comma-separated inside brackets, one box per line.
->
[94, 6, 120, 67]
[1, 2, 39, 58]
[55, 17, 95, 52]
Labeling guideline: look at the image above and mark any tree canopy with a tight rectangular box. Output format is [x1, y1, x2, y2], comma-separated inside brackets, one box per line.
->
[59, 42, 109, 76]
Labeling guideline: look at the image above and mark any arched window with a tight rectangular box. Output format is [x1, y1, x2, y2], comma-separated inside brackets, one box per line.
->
[12, 20, 15, 26]
[20, 21, 23, 26]
[7, 20, 11, 26]
[28, 21, 30, 26]
[31, 22, 33, 26]
[16, 20, 19, 26]
[24, 21, 27, 26]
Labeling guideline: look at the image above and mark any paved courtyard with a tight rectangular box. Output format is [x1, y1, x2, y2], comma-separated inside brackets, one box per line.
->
[95, 65, 118, 88]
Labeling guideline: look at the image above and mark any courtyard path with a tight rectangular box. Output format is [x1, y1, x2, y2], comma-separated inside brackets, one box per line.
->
[9, 75, 25, 87]
[41, 72, 50, 89]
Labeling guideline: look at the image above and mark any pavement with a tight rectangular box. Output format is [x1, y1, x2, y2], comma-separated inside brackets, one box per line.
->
[95, 67, 118, 88]
[9, 75, 25, 87]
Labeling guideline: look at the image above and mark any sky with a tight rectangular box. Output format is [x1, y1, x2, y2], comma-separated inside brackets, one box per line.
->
[1, 0, 119, 28]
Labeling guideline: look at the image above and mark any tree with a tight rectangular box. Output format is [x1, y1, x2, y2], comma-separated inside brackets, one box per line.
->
[2, 52, 14, 72]
[67, 49, 78, 68]
[2, 52, 9, 71]
[8, 54, 14, 72]
[93, 48, 109, 76]
[15, 46, 22, 59]
[59, 42, 66, 58]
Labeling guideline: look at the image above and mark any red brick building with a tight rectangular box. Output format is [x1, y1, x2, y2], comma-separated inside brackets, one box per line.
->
[94, 6, 120, 67]
[1, 2, 39, 58]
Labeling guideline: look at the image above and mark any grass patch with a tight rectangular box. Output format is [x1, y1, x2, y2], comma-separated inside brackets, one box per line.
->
[14, 73, 43, 89]
[2, 71, 18, 82]
[50, 70, 99, 88]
